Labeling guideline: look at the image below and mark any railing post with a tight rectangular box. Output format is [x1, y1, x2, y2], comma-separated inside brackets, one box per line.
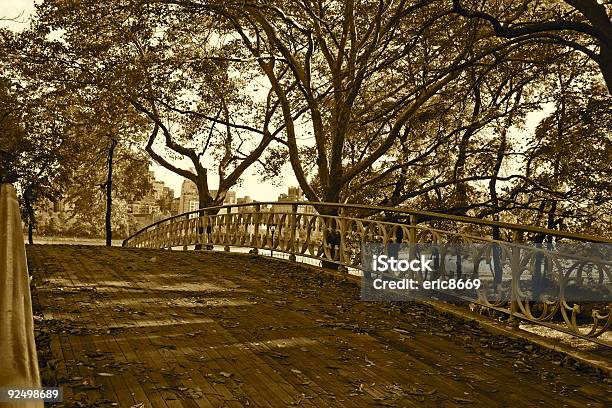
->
[203, 210, 209, 249]
[509, 230, 524, 320]
[509, 244, 521, 320]
[251, 204, 261, 254]
[408, 215, 418, 278]
[491, 225, 503, 291]
[338, 212, 348, 272]
[206, 211, 215, 250]
[408, 215, 418, 243]
[196, 211, 204, 250]
[224, 206, 231, 252]
[182, 216, 188, 250]
[289, 203, 298, 262]
[0, 184, 43, 407]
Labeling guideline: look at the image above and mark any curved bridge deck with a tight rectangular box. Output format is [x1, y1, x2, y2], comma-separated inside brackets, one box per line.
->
[28, 245, 609, 407]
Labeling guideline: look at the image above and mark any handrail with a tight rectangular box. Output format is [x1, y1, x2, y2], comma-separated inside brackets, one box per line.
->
[0, 184, 42, 407]
[123, 201, 611, 342]
[123, 201, 612, 245]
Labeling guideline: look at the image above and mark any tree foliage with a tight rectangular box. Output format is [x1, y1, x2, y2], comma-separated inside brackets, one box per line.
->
[1, 26, 153, 241]
[33, 0, 285, 209]
[3, 0, 610, 239]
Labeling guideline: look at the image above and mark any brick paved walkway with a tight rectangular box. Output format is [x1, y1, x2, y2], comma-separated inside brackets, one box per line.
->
[27, 245, 610, 407]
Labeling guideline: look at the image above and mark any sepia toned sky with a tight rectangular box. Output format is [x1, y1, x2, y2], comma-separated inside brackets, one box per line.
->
[0, 0, 35, 31]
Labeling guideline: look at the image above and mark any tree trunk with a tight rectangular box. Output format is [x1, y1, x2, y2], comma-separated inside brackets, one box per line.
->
[197, 183, 214, 211]
[24, 186, 34, 245]
[105, 139, 117, 247]
[196, 179, 217, 250]
[600, 45, 612, 95]
[319, 206, 340, 270]
[489, 130, 508, 291]
[531, 201, 548, 300]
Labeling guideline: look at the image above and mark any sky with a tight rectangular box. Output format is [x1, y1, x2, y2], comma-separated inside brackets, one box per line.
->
[1, 0, 297, 200]
[0, 0, 34, 31]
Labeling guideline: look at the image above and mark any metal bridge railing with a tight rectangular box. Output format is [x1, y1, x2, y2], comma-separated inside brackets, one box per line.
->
[123, 201, 611, 344]
[0, 184, 42, 407]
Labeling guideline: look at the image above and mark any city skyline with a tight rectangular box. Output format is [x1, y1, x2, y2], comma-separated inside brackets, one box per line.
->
[151, 159, 297, 202]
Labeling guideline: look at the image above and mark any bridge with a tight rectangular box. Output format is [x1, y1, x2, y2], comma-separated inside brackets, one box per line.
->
[2, 184, 611, 407]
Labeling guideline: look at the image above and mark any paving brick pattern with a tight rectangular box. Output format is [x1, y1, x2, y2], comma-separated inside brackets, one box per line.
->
[27, 245, 610, 407]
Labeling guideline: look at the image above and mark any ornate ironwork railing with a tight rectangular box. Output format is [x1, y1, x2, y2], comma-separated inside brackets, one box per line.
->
[0, 183, 43, 407]
[123, 201, 612, 343]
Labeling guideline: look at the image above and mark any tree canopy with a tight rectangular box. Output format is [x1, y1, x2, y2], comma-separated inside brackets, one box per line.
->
[1, 0, 610, 237]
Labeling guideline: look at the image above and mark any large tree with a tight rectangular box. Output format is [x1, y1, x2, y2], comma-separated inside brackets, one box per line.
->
[156, 0, 569, 213]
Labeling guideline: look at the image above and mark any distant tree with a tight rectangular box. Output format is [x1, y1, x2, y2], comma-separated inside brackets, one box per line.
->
[71, 92, 152, 245]
[2, 27, 152, 243]
[64, 143, 153, 242]
[0, 47, 79, 242]
[519, 73, 612, 236]
[32, 0, 284, 213]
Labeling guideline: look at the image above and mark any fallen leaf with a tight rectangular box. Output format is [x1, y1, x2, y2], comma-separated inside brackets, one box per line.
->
[453, 397, 474, 403]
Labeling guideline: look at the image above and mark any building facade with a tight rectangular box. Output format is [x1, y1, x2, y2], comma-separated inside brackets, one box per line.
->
[178, 179, 237, 214]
